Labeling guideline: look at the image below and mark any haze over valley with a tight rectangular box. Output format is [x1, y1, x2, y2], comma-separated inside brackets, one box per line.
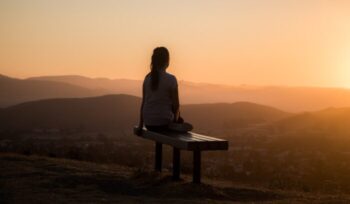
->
[3, 74, 350, 112]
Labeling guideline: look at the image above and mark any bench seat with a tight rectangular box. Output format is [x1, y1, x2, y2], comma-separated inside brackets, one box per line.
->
[135, 127, 228, 151]
[133, 126, 229, 183]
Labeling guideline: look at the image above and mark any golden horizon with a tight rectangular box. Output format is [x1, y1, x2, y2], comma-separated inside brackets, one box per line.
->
[1, 0, 350, 88]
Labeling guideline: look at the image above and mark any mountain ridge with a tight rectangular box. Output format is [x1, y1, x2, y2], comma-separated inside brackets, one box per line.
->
[0, 94, 290, 132]
[0, 74, 105, 107]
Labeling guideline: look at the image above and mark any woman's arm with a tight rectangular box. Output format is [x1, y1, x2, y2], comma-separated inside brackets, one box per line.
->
[170, 85, 180, 122]
[136, 82, 145, 135]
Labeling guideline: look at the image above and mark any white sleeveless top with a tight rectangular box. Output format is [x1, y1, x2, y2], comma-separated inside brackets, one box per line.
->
[142, 70, 178, 126]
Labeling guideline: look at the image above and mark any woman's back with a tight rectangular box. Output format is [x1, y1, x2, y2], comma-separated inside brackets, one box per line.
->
[142, 70, 177, 126]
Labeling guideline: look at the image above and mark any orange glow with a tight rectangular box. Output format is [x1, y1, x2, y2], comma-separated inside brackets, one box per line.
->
[0, 0, 350, 87]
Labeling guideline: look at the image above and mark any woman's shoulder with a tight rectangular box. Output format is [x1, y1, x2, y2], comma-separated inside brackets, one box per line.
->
[163, 72, 177, 88]
[164, 72, 177, 81]
[144, 72, 151, 79]
[143, 73, 153, 82]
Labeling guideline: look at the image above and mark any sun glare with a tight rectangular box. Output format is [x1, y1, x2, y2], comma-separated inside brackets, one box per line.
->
[336, 46, 350, 88]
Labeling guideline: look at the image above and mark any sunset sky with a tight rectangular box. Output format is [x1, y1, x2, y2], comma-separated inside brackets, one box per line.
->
[0, 0, 349, 87]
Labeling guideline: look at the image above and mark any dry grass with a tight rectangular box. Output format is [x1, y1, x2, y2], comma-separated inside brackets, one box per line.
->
[0, 153, 349, 204]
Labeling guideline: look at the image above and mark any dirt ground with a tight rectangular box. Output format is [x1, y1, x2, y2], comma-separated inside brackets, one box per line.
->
[0, 153, 349, 204]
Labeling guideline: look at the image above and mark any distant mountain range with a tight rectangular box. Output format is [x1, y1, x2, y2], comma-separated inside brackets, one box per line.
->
[3, 74, 350, 112]
[0, 74, 103, 107]
[28, 75, 141, 96]
[1, 94, 350, 141]
[26, 75, 350, 112]
[0, 94, 289, 132]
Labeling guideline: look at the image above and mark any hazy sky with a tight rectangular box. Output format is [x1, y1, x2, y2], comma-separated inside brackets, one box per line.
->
[0, 0, 349, 87]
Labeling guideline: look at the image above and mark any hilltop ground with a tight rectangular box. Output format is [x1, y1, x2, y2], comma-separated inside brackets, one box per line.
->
[0, 153, 349, 204]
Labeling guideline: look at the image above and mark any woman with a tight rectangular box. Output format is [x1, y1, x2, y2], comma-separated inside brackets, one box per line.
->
[136, 47, 191, 134]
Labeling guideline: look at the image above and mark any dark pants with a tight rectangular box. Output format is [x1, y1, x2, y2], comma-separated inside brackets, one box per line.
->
[145, 125, 169, 133]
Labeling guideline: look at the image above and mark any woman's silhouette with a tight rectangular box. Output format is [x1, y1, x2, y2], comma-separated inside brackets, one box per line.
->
[136, 47, 191, 134]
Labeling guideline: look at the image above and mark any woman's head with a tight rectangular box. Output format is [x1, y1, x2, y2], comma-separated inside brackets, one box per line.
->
[150, 47, 170, 90]
[151, 47, 169, 72]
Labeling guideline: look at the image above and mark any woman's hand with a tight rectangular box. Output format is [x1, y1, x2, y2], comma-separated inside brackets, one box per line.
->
[177, 116, 184, 123]
[135, 125, 143, 136]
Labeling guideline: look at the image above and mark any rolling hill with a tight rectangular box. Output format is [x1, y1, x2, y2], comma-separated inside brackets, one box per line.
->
[0, 74, 104, 107]
[272, 107, 350, 138]
[0, 94, 140, 131]
[0, 94, 290, 132]
[181, 102, 290, 131]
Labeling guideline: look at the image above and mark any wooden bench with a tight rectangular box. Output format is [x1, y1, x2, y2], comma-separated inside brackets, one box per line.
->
[133, 127, 229, 183]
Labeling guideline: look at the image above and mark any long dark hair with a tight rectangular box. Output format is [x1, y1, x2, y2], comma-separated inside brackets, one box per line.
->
[150, 47, 169, 91]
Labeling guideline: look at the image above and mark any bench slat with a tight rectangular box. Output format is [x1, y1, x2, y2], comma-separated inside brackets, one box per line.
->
[134, 127, 229, 151]
[192, 135, 220, 142]
[191, 133, 226, 141]
[163, 131, 223, 142]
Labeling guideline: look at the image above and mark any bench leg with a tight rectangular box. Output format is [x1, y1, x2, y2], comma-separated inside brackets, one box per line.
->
[173, 148, 180, 180]
[155, 142, 162, 172]
[193, 150, 201, 183]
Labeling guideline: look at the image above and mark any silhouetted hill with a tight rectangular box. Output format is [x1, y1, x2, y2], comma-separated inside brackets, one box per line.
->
[0, 74, 103, 107]
[273, 107, 350, 138]
[0, 95, 141, 131]
[0, 95, 289, 132]
[182, 102, 290, 131]
[29, 75, 350, 112]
